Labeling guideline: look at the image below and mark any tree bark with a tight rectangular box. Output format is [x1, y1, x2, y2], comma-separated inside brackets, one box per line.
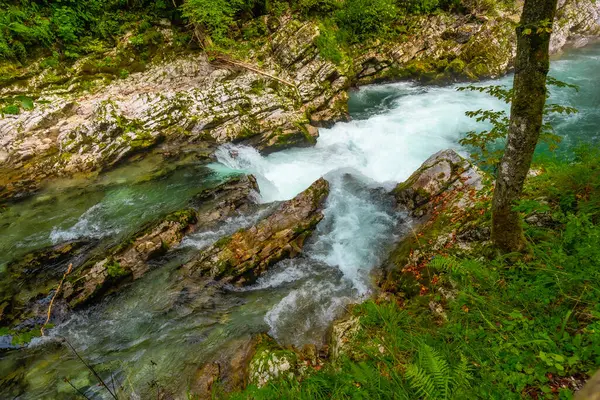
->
[491, 0, 558, 253]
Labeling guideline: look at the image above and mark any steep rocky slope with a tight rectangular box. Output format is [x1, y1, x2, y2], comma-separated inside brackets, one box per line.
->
[0, 0, 598, 202]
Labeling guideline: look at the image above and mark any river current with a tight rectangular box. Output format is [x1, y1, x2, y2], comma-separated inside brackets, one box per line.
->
[0, 43, 598, 399]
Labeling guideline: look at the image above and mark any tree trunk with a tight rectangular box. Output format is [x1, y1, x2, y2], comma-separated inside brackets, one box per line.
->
[491, 0, 558, 253]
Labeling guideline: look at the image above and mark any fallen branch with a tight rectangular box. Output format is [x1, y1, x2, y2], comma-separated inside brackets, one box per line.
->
[41, 263, 73, 337]
[216, 57, 302, 100]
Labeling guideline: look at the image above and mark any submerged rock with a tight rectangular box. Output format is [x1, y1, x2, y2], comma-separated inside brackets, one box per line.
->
[183, 178, 329, 285]
[62, 208, 199, 307]
[63, 175, 260, 307]
[190, 335, 260, 397]
[191, 362, 221, 398]
[0, 240, 92, 327]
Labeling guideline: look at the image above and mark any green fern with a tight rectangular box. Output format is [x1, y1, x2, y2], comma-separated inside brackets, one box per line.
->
[406, 344, 472, 400]
[430, 256, 496, 286]
[429, 256, 461, 273]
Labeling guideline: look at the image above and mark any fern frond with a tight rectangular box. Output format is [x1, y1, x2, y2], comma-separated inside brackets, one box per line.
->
[406, 364, 436, 399]
[451, 354, 473, 391]
[429, 256, 459, 273]
[419, 344, 450, 399]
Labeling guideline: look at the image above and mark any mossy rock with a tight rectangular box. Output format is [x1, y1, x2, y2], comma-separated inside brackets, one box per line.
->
[249, 334, 300, 388]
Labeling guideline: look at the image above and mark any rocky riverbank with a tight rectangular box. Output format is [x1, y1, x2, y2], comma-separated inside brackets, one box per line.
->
[0, 0, 598, 202]
[186, 149, 490, 397]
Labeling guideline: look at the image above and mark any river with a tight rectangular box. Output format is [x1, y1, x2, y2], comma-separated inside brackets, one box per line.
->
[0, 43, 598, 399]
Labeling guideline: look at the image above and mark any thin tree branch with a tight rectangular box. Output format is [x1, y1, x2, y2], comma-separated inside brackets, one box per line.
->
[215, 57, 302, 100]
[64, 377, 92, 400]
[61, 337, 119, 400]
[41, 263, 73, 337]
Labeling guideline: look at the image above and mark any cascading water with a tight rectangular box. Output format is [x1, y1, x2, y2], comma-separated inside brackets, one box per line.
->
[208, 81, 507, 345]
[1, 43, 599, 399]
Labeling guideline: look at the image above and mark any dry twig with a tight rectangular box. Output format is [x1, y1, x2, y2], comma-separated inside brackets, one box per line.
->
[41, 263, 73, 337]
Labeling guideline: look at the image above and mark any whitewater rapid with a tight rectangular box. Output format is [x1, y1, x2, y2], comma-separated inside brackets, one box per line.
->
[213, 82, 505, 203]
[209, 81, 507, 345]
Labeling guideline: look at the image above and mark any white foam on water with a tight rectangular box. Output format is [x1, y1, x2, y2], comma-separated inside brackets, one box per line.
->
[214, 83, 504, 203]
[49, 203, 120, 243]
[179, 205, 276, 250]
[307, 171, 399, 295]
[230, 259, 315, 292]
[212, 82, 503, 288]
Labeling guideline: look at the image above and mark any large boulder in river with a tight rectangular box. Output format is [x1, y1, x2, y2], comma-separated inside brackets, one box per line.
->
[183, 178, 329, 285]
[381, 149, 488, 296]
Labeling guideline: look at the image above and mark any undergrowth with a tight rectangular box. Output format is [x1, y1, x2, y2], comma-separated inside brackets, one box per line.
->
[228, 149, 600, 399]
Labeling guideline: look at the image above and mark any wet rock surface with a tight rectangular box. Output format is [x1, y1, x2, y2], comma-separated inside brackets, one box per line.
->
[0, 175, 260, 331]
[190, 335, 260, 397]
[0, 240, 93, 327]
[63, 175, 260, 307]
[183, 178, 329, 285]
[393, 149, 484, 218]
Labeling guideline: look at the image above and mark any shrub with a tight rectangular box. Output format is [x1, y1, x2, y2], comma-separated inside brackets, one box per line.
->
[335, 0, 399, 42]
[0, 0, 177, 61]
[295, 0, 341, 16]
[315, 24, 343, 64]
[181, 0, 237, 45]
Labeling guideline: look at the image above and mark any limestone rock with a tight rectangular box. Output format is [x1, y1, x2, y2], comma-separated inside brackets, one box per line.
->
[393, 149, 483, 217]
[248, 335, 299, 388]
[551, 0, 600, 54]
[329, 315, 361, 361]
[0, 240, 92, 327]
[183, 178, 329, 285]
[189, 335, 260, 397]
[190, 363, 220, 399]
[381, 150, 488, 296]
[63, 208, 198, 307]
[0, 175, 259, 332]
[0, 18, 348, 201]
[1, 1, 598, 201]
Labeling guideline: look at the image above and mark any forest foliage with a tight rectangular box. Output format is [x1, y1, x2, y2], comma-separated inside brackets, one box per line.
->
[0, 0, 514, 62]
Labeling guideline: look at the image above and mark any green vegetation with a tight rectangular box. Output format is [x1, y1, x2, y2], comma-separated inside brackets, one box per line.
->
[458, 78, 579, 171]
[0, 95, 34, 115]
[228, 148, 600, 399]
[0, 0, 515, 64]
[0, 0, 178, 61]
[0, 0, 520, 104]
[106, 259, 128, 279]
